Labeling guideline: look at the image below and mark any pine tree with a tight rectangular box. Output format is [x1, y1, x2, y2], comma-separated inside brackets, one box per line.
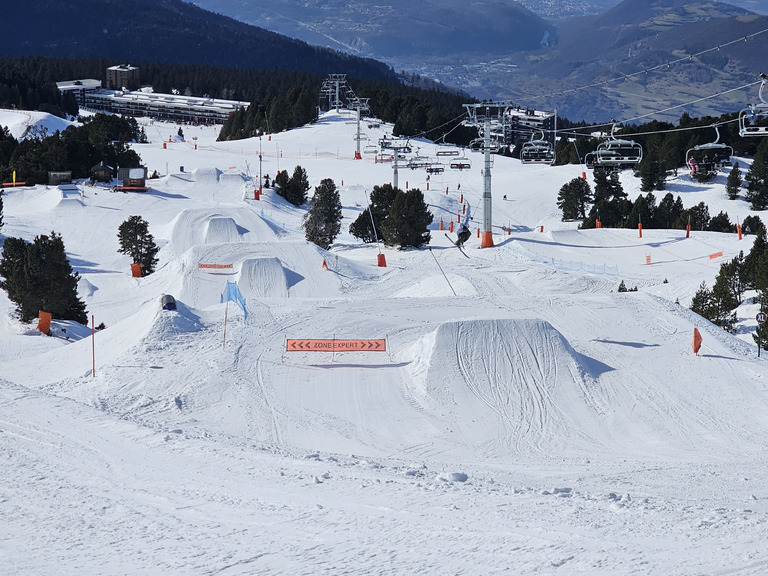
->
[0, 236, 29, 307]
[303, 178, 342, 250]
[726, 162, 742, 200]
[1, 232, 87, 324]
[638, 149, 666, 192]
[656, 193, 683, 229]
[117, 215, 160, 276]
[274, 165, 310, 206]
[381, 188, 433, 248]
[746, 139, 768, 210]
[743, 225, 768, 288]
[349, 184, 398, 243]
[690, 281, 713, 320]
[557, 177, 592, 220]
[753, 321, 768, 352]
[584, 170, 628, 228]
[707, 211, 734, 233]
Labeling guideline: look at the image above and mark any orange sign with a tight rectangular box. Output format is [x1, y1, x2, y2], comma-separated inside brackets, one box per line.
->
[198, 263, 234, 269]
[287, 339, 386, 352]
[709, 251, 723, 260]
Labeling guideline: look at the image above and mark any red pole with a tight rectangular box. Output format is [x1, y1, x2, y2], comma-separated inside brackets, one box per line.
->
[91, 315, 95, 378]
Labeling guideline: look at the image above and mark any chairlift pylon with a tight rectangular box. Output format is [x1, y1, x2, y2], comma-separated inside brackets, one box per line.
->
[739, 74, 768, 137]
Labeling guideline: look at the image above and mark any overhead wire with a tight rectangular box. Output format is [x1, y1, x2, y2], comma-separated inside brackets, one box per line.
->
[535, 26, 768, 102]
[425, 26, 768, 147]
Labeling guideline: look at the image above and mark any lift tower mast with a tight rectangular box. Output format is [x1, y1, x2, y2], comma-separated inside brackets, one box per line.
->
[462, 102, 515, 248]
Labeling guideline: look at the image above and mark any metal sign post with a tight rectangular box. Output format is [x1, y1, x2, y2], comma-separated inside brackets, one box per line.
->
[757, 311, 766, 357]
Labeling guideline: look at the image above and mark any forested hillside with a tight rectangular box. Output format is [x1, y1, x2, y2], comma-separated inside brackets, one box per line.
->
[0, 0, 396, 82]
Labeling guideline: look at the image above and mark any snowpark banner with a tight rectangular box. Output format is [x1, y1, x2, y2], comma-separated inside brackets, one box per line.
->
[287, 339, 386, 352]
[221, 281, 247, 319]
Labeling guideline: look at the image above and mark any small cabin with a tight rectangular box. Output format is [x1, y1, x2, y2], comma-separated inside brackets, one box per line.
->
[160, 294, 177, 311]
[90, 161, 113, 183]
[48, 171, 72, 186]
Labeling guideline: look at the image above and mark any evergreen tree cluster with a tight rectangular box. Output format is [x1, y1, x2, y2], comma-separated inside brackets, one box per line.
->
[559, 169, 740, 233]
[348, 184, 433, 249]
[274, 166, 311, 206]
[0, 113, 143, 185]
[0, 232, 87, 324]
[745, 138, 768, 211]
[689, 217, 768, 340]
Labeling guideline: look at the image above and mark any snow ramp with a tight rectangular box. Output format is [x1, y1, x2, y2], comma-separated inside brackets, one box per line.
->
[237, 258, 288, 299]
[410, 318, 611, 457]
[204, 217, 242, 244]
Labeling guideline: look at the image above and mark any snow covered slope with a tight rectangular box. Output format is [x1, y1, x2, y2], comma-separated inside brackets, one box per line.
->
[2, 107, 768, 574]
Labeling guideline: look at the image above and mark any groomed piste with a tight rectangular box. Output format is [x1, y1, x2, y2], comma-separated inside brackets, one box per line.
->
[2, 107, 768, 575]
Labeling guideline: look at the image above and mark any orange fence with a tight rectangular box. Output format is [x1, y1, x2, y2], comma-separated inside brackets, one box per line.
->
[286, 339, 386, 352]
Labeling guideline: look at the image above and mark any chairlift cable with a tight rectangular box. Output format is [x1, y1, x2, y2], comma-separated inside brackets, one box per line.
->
[526, 27, 768, 103]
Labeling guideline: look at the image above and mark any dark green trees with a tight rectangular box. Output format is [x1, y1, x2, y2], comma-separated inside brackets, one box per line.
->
[556, 177, 592, 220]
[746, 139, 768, 211]
[303, 178, 342, 250]
[382, 188, 433, 248]
[0, 232, 87, 324]
[274, 165, 310, 206]
[349, 184, 398, 243]
[726, 162, 742, 200]
[582, 170, 628, 228]
[348, 184, 432, 248]
[117, 216, 160, 276]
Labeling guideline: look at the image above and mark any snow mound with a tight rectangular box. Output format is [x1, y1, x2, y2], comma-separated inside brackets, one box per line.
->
[238, 258, 289, 298]
[145, 301, 204, 340]
[409, 318, 610, 456]
[167, 208, 275, 256]
[191, 167, 222, 183]
[55, 197, 84, 210]
[204, 217, 242, 244]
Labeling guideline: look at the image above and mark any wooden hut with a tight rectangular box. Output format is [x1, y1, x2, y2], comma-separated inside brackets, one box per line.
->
[90, 161, 113, 183]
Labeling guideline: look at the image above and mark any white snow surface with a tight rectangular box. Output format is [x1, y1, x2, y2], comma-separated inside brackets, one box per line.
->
[2, 107, 768, 574]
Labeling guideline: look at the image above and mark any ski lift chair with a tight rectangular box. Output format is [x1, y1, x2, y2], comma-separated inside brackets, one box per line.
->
[595, 124, 643, 169]
[520, 131, 555, 165]
[685, 125, 733, 180]
[739, 75, 768, 137]
[449, 157, 472, 170]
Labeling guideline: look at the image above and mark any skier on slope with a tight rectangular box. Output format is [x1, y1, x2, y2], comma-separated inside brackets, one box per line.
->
[456, 204, 472, 247]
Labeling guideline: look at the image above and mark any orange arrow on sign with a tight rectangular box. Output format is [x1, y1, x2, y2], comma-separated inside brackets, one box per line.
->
[286, 339, 387, 352]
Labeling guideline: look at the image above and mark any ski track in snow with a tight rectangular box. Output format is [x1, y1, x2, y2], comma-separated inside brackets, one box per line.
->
[2, 108, 768, 573]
